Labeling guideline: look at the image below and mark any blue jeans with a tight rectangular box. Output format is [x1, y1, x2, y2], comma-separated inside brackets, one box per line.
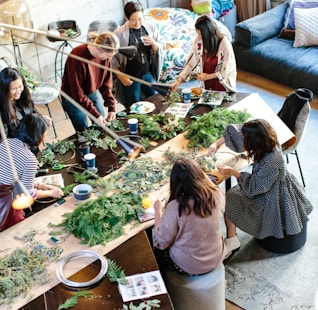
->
[62, 91, 105, 132]
[124, 72, 157, 107]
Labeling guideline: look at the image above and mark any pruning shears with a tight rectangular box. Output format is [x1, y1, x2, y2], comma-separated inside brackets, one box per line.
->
[52, 163, 79, 171]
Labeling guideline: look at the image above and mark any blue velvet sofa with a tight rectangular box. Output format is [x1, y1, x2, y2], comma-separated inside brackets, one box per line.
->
[233, 2, 318, 95]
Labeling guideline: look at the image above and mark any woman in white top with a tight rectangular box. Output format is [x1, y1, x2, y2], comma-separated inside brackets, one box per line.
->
[172, 15, 236, 93]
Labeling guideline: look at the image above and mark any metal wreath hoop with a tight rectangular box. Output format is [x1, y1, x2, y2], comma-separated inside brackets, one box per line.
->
[56, 250, 108, 288]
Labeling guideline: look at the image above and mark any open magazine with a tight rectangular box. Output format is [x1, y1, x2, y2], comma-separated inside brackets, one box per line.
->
[164, 102, 194, 118]
[118, 270, 167, 302]
[34, 173, 64, 188]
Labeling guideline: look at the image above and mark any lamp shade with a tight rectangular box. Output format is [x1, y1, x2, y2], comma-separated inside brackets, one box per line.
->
[0, 0, 32, 44]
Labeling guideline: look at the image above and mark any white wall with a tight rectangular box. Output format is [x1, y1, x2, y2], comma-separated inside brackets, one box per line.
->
[0, 0, 189, 83]
[1, 0, 126, 82]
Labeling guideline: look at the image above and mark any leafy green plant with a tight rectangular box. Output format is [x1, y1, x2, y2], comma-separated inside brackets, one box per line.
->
[185, 108, 251, 148]
[106, 258, 127, 284]
[78, 127, 117, 150]
[38, 140, 76, 167]
[109, 119, 126, 132]
[0, 230, 62, 305]
[48, 140, 76, 155]
[17, 66, 39, 89]
[50, 193, 142, 246]
[58, 290, 92, 309]
[123, 300, 161, 310]
[128, 113, 186, 141]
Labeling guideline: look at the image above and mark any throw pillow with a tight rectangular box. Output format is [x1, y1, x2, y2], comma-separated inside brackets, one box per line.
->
[191, 0, 212, 15]
[279, 0, 318, 39]
[294, 7, 318, 47]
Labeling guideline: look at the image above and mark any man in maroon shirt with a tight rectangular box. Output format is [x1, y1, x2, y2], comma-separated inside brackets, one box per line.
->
[61, 32, 119, 132]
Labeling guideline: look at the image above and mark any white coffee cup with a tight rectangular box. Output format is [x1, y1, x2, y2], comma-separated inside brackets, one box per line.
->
[84, 153, 96, 170]
[182, 88, 191, 103]
[128, 118, 138, 135]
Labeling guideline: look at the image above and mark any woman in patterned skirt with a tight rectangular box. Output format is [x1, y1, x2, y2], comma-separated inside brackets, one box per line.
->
[208, 119, 313, 259]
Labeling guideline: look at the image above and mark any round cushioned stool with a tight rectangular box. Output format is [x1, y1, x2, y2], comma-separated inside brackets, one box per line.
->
[165, 263, 225, 310]
[257, 221, 307, 254]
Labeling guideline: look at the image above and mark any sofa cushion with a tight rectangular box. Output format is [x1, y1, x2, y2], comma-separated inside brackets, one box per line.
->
[280, 0, 318, 39]
[294, 7, 318, 47]
[235, 3, 287, 47]
[233, 37, 318, 93]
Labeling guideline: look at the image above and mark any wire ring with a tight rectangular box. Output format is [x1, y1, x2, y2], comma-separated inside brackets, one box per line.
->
[56, 250, 108, 288]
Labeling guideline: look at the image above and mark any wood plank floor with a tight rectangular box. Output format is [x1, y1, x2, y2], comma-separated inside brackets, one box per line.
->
[37, 70, 316, 310]
[237, 70, 318, 110]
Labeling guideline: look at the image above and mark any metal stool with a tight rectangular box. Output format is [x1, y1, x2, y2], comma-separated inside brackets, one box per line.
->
[31, 82, 65, 138]
[47, 20, 81, 82]
[257, 221, 307, 254]
[165, 263, 225, 310]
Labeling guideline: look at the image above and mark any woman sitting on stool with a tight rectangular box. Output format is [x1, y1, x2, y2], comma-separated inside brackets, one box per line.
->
[153, 158, 226, 276]
[208, 119, 313, 258]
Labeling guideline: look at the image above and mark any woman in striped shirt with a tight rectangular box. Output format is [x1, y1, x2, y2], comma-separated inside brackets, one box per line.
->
[0, 113, 63, 231]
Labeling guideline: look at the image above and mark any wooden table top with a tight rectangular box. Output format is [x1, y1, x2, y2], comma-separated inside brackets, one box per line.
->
[1, 91, 295, 310]
[20, 230, 174, 310]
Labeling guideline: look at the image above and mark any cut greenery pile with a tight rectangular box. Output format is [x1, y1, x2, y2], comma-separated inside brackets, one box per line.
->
[0, 229, 63, 306]
[185, 108, 251, 148]
[50, 155, 172, 246]
[49, 109, 251, 246]
[128, 113, 186, 141]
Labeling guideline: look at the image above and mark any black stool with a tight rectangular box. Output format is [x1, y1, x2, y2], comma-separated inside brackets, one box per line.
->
[257, 221, 307, 254]
[87, 20, 119, 42]
[47, 20, 81, 82]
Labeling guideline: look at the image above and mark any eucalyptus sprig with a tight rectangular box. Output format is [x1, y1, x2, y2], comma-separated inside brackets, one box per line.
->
[123, 299, 161, 310]
[110, 155, 171, 195]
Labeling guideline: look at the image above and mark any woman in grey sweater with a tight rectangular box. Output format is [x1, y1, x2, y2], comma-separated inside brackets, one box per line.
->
[153, 158, 226, 276]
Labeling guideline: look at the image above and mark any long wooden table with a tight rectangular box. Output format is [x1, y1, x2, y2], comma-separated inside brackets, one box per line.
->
[0, 92, 295, 310]
[20, 230, 173, 310]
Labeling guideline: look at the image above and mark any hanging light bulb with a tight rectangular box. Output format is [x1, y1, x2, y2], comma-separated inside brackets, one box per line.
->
[0, 117, 34, 210]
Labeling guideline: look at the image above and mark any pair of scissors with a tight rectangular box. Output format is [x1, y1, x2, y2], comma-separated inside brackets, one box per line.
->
[52, 163, 78, 171]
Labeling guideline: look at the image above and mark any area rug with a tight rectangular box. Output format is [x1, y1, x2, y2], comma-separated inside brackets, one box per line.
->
[224, 82, 318, 310]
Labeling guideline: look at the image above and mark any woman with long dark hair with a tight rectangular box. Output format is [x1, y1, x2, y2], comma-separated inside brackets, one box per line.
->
[112, 1, 165, 108]
[172, 15, 236, 92]
[153, 158, 225, 276]
[209, 119, 313, 258]
[0, 113, 63, 231]
[0, 67, 51, 139]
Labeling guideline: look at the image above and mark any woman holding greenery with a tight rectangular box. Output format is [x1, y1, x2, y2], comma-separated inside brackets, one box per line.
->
[153, 158, 225, 276]
[172, 15, 236, 93]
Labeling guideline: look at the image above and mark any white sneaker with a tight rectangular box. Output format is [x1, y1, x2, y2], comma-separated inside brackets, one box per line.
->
[224, 236, 241, 260]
